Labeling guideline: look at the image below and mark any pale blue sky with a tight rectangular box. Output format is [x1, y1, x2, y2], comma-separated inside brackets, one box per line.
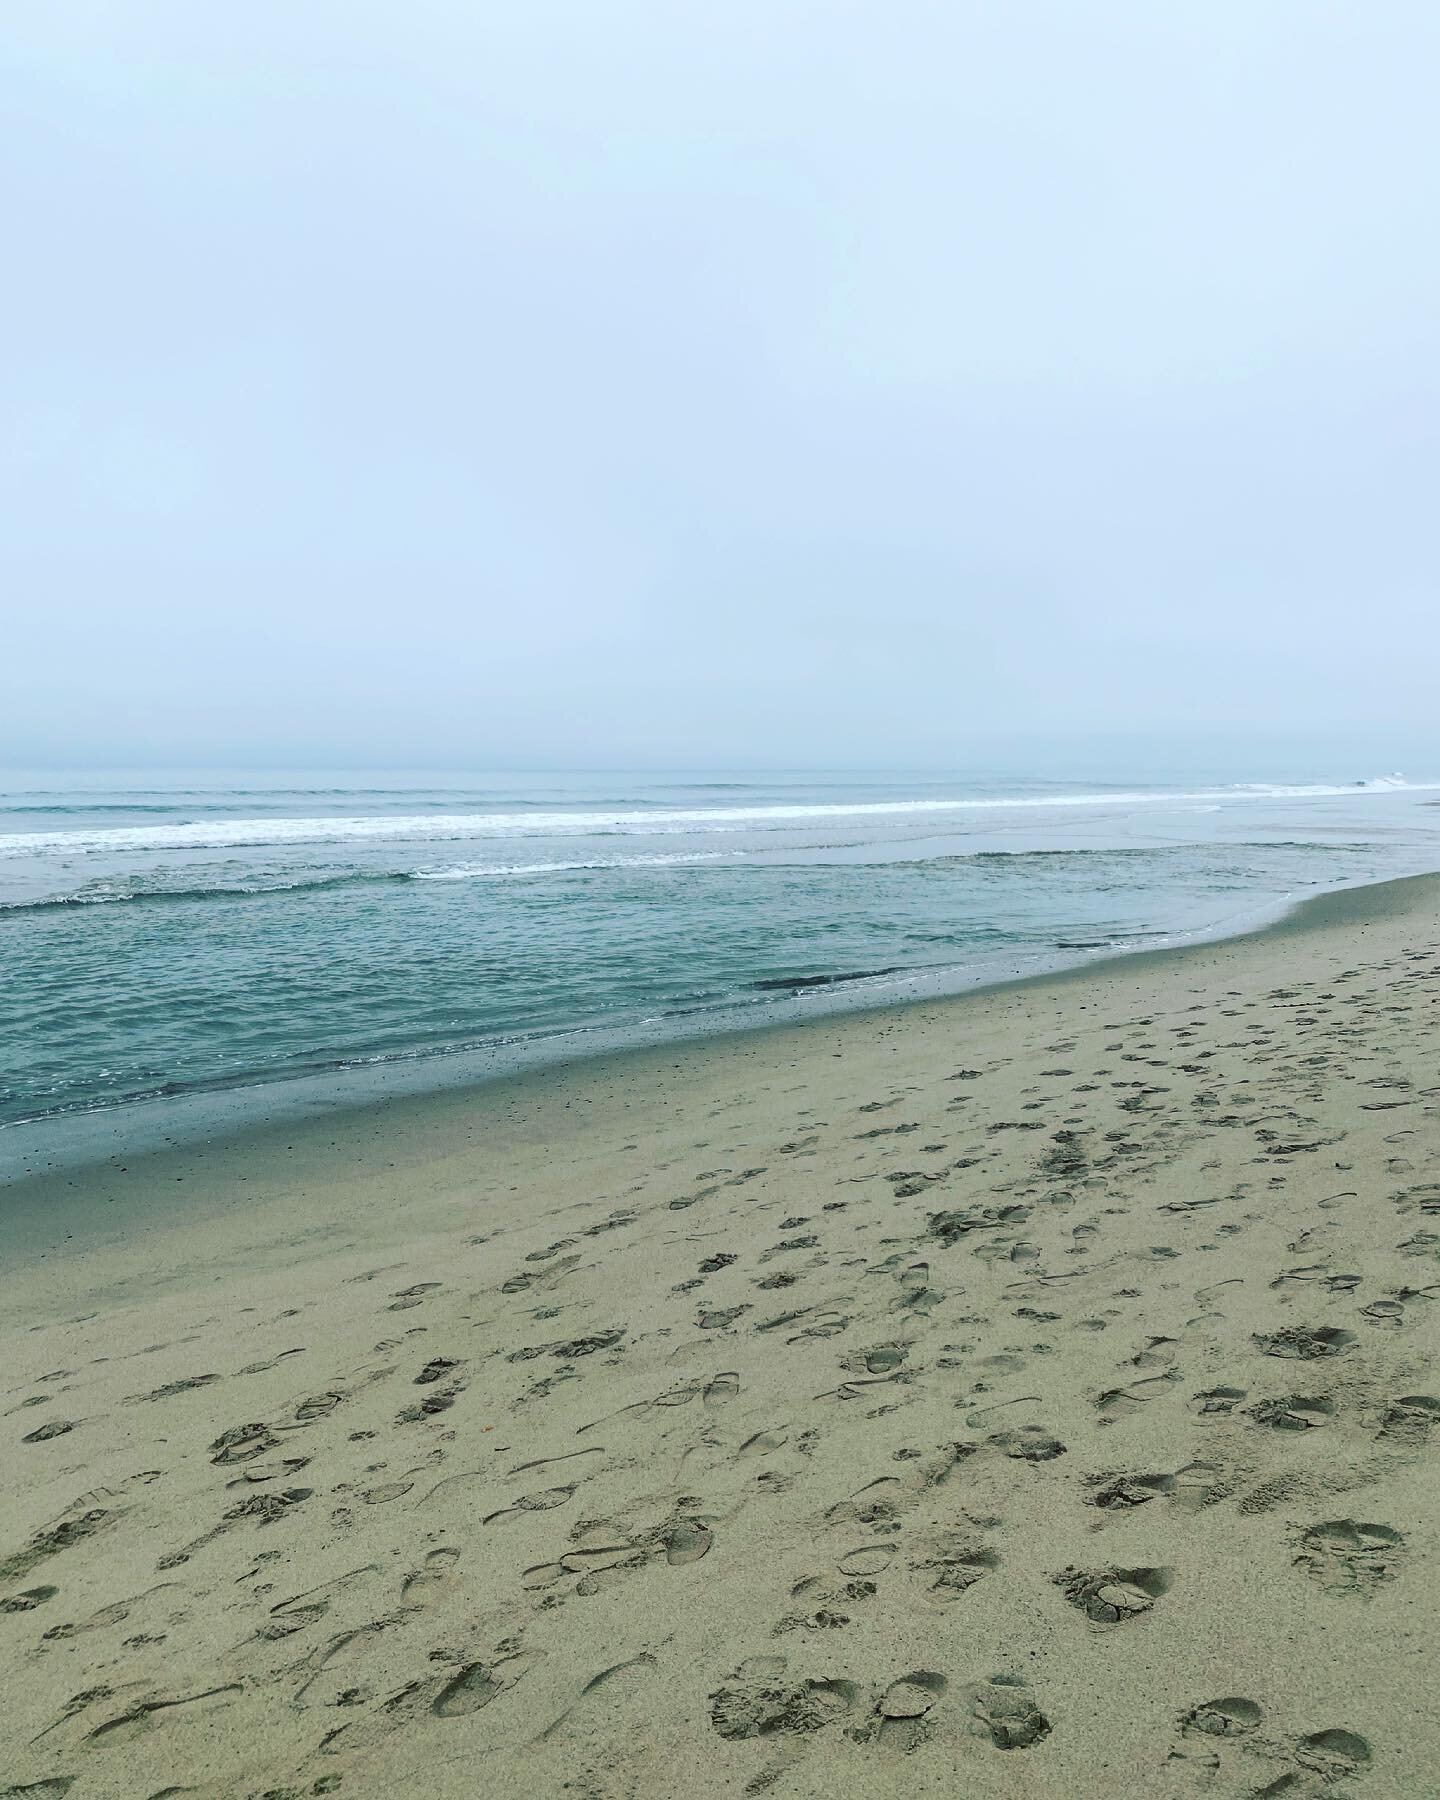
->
[4, 2, 1438, 768]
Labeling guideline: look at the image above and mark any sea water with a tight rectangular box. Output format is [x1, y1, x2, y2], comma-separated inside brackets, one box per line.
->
[2, 768, 1438, 1147]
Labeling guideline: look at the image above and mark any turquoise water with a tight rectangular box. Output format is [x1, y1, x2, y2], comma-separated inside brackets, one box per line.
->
[2, 768, 1439, 1139]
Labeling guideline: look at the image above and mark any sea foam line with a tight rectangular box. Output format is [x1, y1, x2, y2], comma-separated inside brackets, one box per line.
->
[0, 779, 1431, 857]
[413, 851, 730, 879]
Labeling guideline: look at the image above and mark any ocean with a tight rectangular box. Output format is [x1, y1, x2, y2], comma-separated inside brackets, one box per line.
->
[2, 767, 1438, 1155]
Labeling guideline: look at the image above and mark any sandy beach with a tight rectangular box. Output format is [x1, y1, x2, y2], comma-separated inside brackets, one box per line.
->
[3, 872, 1438, 1798]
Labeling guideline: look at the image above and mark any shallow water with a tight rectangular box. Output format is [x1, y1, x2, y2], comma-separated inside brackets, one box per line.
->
[2, 767, 1438, 1136]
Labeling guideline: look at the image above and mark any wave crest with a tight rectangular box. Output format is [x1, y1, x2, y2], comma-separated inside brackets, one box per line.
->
[1, 778, 1433, 858]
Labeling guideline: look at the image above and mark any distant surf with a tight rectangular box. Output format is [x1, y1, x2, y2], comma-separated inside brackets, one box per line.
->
[1, 777, 1435, 857]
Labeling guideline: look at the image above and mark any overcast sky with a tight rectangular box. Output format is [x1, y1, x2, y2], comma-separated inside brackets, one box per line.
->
[4, 2, 1438, 770]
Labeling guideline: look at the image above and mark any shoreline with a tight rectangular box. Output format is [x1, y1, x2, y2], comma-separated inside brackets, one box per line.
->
[0, 862, 1419, 1192]
[2, 865, 1437, 1794]
[2, 866, 1437, 1311]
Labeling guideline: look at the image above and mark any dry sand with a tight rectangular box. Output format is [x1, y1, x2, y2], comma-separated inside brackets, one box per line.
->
[3, 873, 1439, 1799]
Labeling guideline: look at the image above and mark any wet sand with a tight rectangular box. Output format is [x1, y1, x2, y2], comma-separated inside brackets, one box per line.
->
[3, 873, 1438, 1797]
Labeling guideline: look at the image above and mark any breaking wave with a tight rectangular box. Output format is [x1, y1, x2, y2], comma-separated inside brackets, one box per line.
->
[2, 779, 1434, 858]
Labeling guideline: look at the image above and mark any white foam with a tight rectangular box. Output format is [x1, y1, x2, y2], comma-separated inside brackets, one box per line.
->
[2, 779, 1434, 857]
[413, 851, 731, 879]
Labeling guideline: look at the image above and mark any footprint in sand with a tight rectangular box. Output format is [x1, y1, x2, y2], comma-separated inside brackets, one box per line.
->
[892, 1262, 942, 1316]
[1253, 1326, 1355, 1361]
[1244, 1395, 1336, 1432]
[1293, 1728, 1372, 1781]
[912, 1539, 1000, 1597]
[1253, 1728, 1373, 1797]
[502, 1254, 581, 1295]
[482, 1485, 576, 1527]
[291, 1392, 343, 1426]
[788, 1311, 851, 1340]
[863, 1670, 948, 1752]
[660, 1517, 714, 1565]
[709, 1660, 859, 1741]
[837, 1544, 896, 1578]
[986, 1425, 1065, 1462]
[21, 1420, 77, 1444]
[401, 1547, 461, 1608]
[1088, 1471, 1177, 1510]
[0, 1509, 114, 1585]
[826, 1477, 906, 1529]
[967, 1674, 1051, 1749]
[42, 1580, 178, 1642]
[1094, 1375, 1178, 1418]
[210, 1422, 279, 1464]
[235, 1346, 305, 1375]
[645, 1378, 704, 1411]
[820, 1372, 907, 1403]
[0, 1584, 59, 1613]
[738, 1428, 789, 1458]
[1169, 1462, 1223, 1510]
[86, 1683, 243, 1747]
[510, 1446, 606, 1477]
[1054, 1564, 1172, 1623]
[1181, 1695, 1264, 1738]
[1394, 1182, 1440, 1218]
[778, 1572, 876, 1633]
[125, 1373, 220, 1404]
[698, 1305, 749, 1331]
[432, 1649, 538, 1718]
[1293, 1520, 1404, 1594]
[1189, 1385, 1247, 1419]
[521, 1560, 572, 1590]
[551, 1523, 647, 1594]
[536, 1653, 659, 1743]
[1377, 1393, 1440, 1444]
[360, 1478, 417, 1505]
[1125, 1334, 1182, 1372]
[250, 1600, 329, 1644]
[846, 1343, 908, 1375]
[388, 1282, 443, 1311]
